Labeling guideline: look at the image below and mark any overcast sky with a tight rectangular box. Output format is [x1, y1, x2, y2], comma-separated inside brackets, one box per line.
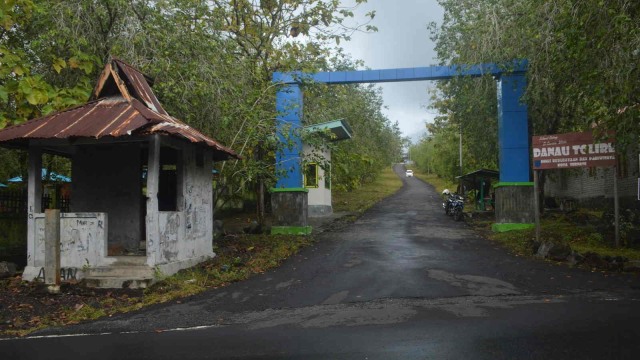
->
[338, 0, 445, 142]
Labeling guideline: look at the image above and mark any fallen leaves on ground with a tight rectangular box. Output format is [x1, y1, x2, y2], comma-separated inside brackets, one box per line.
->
[0, 276, 141, 337]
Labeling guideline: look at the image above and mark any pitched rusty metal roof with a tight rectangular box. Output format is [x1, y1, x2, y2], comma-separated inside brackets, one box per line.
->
[103, 59, 169, 116]
[0, 58, 239, 161]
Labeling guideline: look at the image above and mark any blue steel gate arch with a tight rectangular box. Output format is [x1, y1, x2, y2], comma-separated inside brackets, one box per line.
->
[272, 61, 532, 229]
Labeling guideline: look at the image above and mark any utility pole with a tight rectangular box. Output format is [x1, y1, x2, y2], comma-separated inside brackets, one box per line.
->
[459, 124, 463, 176]
[459, 124, 463, 193]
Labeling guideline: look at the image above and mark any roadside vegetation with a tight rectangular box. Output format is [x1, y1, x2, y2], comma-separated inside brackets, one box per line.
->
[477, 210, 640, 274]
[410, 0, 638, 182]
[415, 169, 640, 268]
[483, 213, 640, 261]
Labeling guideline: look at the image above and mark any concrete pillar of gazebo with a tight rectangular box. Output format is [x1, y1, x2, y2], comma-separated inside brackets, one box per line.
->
[145, 135, 161, 266]
[23, 147, 42, 280]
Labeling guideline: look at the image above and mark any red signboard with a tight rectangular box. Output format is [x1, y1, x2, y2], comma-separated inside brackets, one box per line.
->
[532, 131, 616, 170]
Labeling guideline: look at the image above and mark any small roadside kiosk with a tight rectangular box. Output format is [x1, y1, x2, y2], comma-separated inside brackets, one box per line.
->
[456, 169, 500, 211]
[302, 119, 353, 217]
[0, 58, 239, 288]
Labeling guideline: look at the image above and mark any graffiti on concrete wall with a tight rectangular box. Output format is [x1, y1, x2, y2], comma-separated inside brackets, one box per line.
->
[32, 212, 107, 268]
[36, 267, 79, 282]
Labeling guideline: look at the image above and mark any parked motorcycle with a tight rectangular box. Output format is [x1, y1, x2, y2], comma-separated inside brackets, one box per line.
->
[442, 189, 453, 215]
[442, 189, 465, 221]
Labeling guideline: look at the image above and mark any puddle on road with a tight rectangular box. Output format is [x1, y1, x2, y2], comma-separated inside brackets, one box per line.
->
[322, 290, 350, 305]
[275, 279, 296, 289]
[218, 294, 565, 331]
[234, 301, 418, 330]
[426, 269, 520, 296]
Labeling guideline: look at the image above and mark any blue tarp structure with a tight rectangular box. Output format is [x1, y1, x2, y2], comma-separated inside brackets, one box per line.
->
[0, 183, 7, 188]
[7, 169, 71, 183]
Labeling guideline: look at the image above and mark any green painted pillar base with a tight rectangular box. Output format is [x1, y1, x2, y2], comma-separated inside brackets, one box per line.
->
[270, 188, 309, 235]
[271, 226, 312, 236]
[491, 223, 534, 232]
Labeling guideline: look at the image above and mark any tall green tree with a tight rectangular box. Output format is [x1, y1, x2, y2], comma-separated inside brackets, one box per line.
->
[424, 0, 639, 183]
[303, 53, 404, 190]
[0, 0, 98, 181]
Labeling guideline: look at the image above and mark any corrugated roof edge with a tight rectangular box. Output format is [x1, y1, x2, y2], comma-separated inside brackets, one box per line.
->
[0, 57, 241, 161]
[0, 99, 104, 141]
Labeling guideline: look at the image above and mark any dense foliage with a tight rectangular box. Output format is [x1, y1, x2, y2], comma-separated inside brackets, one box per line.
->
[411, 0, 639, 181]
[0, 0, 402, 218]
[304, 55, 404, 190]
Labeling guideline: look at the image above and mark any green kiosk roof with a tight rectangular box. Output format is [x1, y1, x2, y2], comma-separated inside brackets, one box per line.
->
[303, 119, 353, 141]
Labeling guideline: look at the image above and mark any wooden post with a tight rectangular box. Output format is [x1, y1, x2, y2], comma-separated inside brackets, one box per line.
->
[44, 209, 61, 288]
[533, 170, 541, 244]
[613, 166, 620, 248]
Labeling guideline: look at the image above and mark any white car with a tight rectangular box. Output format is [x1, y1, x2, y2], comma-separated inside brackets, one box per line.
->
[405, 169, 414, 177]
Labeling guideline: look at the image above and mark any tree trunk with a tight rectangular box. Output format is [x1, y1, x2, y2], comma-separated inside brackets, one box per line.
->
[255, 142, 265, 225]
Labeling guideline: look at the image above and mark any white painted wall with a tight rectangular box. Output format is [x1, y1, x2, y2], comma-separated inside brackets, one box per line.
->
[23, 212, 109, 281]
[147, 140, 214, 273]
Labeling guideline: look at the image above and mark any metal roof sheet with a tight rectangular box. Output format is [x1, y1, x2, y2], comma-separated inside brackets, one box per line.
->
[0, 59, 238, 160]
[114, 59, 168, 116]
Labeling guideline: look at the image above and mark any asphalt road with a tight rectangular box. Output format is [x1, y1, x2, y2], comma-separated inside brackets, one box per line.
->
[3, 164, 640, 359]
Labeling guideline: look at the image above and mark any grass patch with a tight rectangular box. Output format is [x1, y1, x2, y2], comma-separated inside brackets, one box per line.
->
[481, 212, 640, 260]
[333, 166, 403, 213]
[414, 173, 455, 194]
[487, 223, 537, 256]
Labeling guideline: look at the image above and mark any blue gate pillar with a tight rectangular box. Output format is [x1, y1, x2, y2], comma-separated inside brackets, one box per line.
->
[497, 73, 529, 182]
[493, 72, 535, 231]
[272, 82, 311, 235]
[275, 83, 303, 188]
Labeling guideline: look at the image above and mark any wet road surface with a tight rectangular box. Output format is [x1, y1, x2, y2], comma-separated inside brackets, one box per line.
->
[3, 164, 640, 359]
